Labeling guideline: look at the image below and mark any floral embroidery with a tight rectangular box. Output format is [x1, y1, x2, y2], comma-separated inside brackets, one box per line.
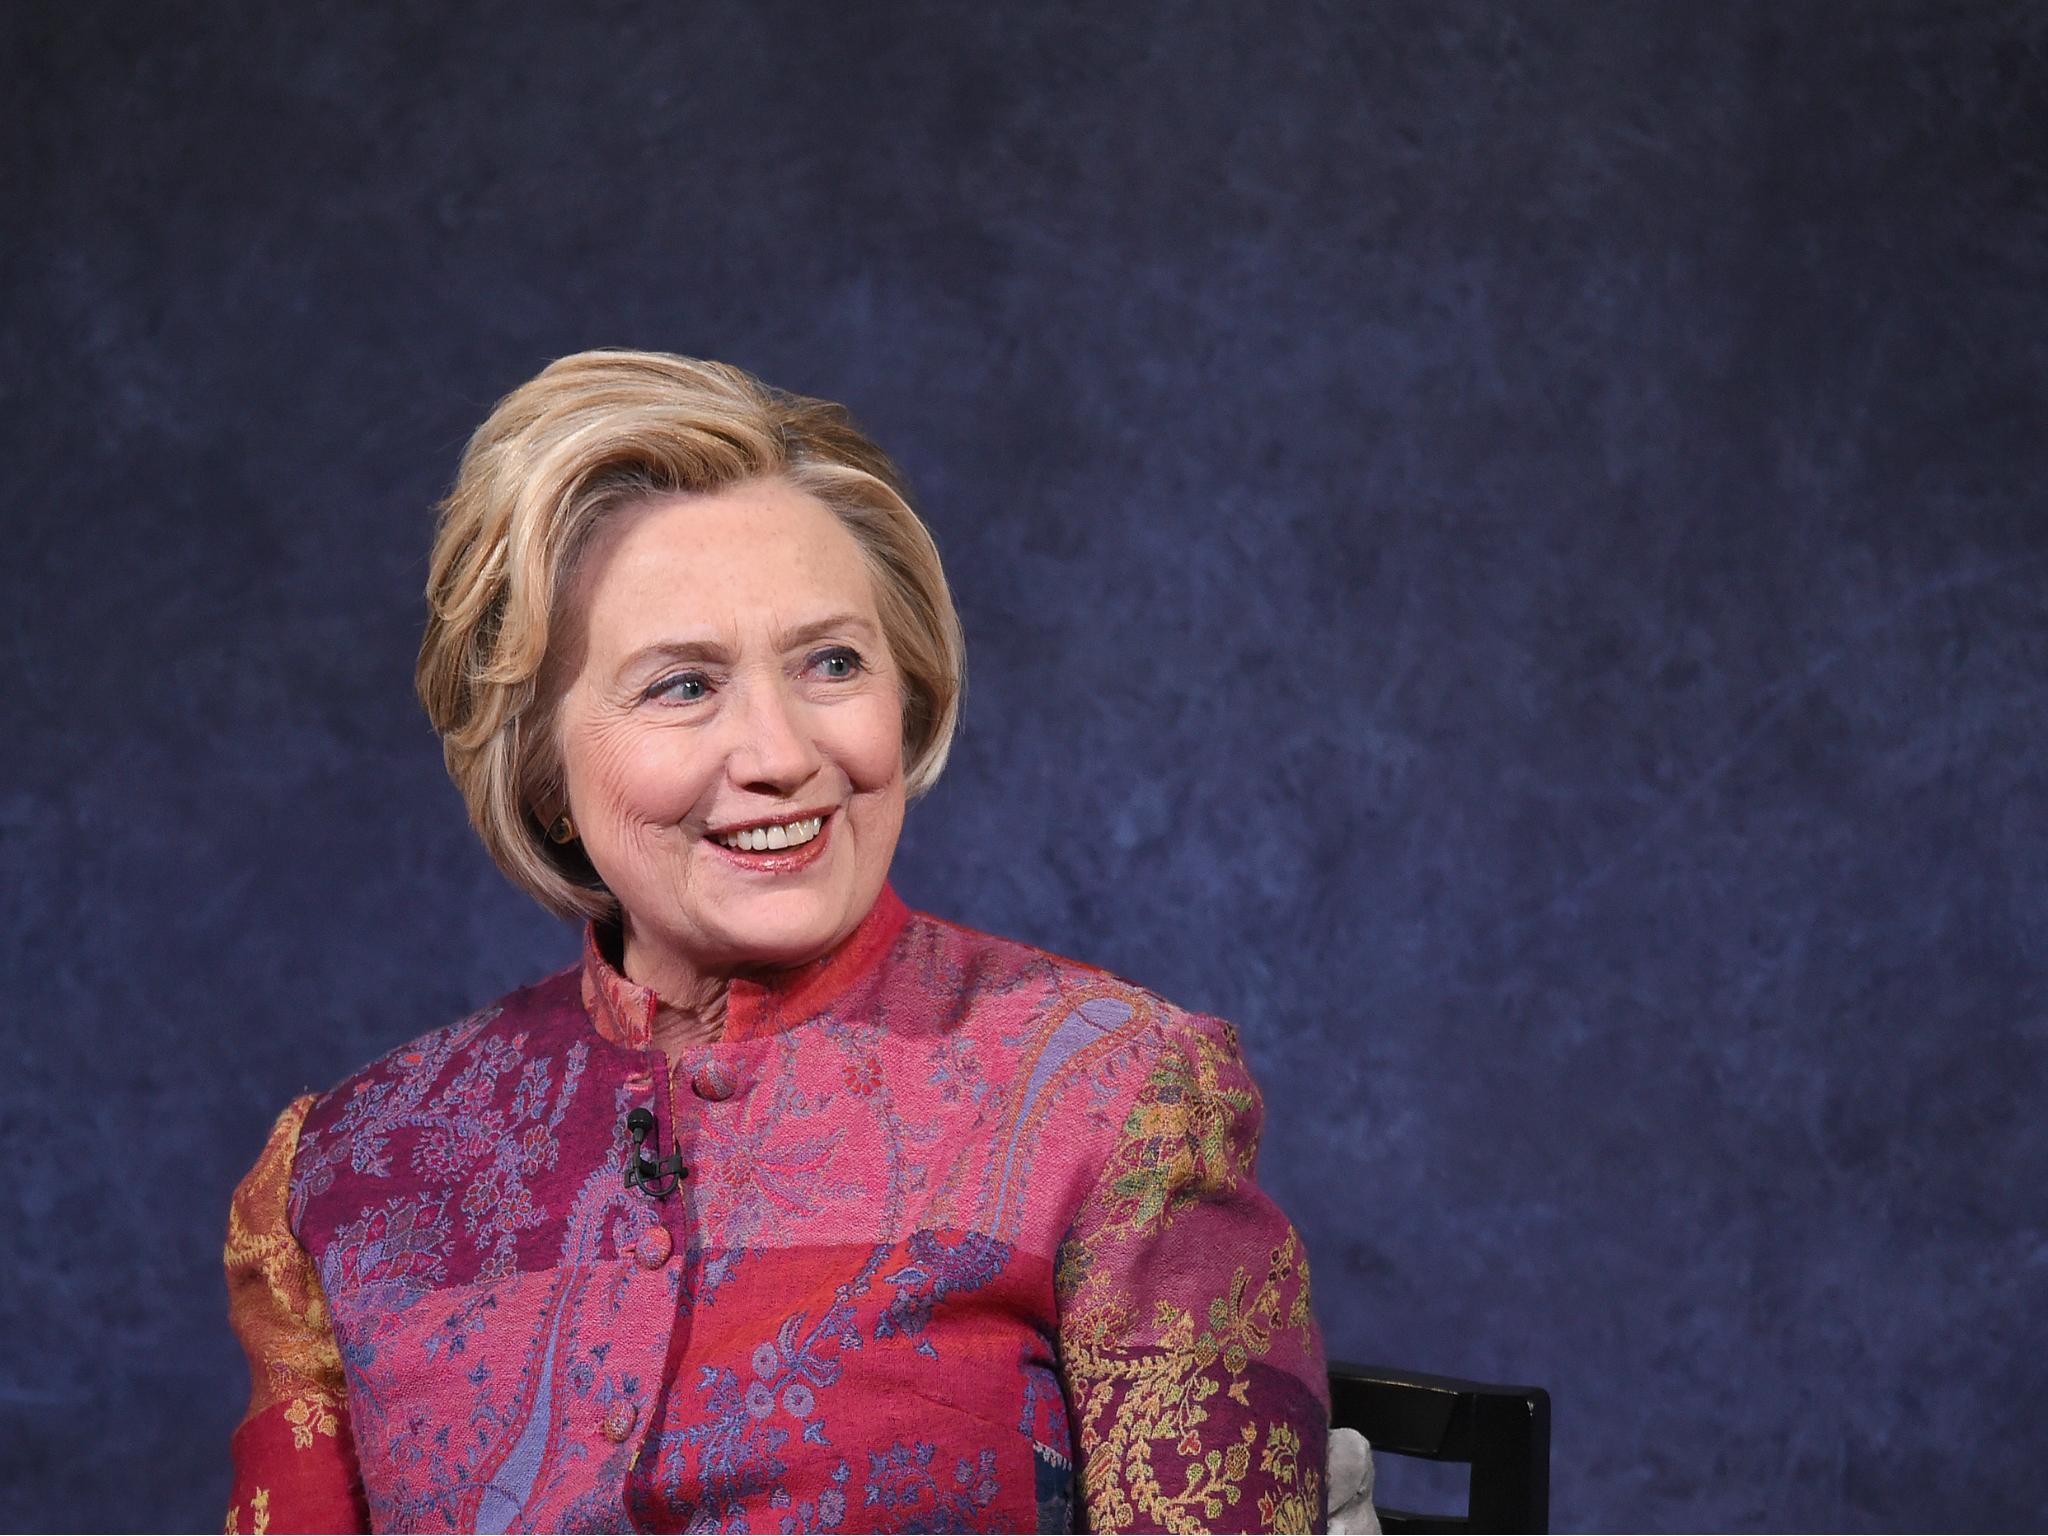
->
[748, 1304, 854, 1421]
[224, 1098, 350, 1434]
[773, 1459, 852, 1532]
[874, 1231, 1011, 1357]
[843, 1052, 883, 1096]
[229, 909, 1325, 1534]
[352, 1165, 656, 1532]
[1062, 1231, 1316, 1533]
[647, 1360, 797, 1525]
[318, 1194, 451, 1322]
[925, 1031, 990, 1109]
[863, 1440, 1001, 1531]
[674, 1033, 886, 1310]
[1101, 1030, 1256, 1238]
[1055, 1012, 1322, 1535]
[809, 1015, 943, 1241]
[290, 1010, 586, 1279]
[646, 1247, 887, 1523]
[284, 1393, 340, 1450]
[224, 1486, 270, 1535]
[1255, 1420, 1323, 1532]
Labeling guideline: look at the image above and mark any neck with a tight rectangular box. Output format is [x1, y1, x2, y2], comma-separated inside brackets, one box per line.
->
[622, 923, 732, 1050]
[652, 990, 728, 1053]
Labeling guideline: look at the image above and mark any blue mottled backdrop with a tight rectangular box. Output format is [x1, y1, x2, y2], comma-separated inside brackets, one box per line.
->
[4, 2, 2044, 1529]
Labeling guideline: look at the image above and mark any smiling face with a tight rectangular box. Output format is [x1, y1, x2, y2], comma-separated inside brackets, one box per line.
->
[548, 477, 908, 1001]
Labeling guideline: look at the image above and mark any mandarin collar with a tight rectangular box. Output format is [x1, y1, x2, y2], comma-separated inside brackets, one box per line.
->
[578, 884, 911, 1051]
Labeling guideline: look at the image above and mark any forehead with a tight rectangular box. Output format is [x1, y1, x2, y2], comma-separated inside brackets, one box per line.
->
[573, 479, 879, 647]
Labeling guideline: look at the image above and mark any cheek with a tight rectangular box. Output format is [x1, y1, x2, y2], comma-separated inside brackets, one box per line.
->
[569, 721, 713, 827]
[837, 690, 909, 793]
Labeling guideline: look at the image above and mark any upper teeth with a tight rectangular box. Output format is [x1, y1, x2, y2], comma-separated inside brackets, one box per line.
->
[714, 816, 824, 852]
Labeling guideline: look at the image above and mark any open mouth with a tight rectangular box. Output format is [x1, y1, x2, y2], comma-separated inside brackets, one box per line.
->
[709, 814, 827, 853]
[704, 810, 838, 872]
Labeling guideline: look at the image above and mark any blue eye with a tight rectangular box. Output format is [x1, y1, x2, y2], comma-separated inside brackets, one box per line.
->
[812, 647, 864, 680]
[652, 671, 710, 702]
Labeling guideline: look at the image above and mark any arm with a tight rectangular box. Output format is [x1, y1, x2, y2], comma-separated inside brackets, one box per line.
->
[224, 1096, 370, 1534]
[1057, 1015, 1329, 1534]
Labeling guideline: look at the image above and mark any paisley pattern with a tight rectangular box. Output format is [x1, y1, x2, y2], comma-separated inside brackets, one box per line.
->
[225, 886, 1326, 1531]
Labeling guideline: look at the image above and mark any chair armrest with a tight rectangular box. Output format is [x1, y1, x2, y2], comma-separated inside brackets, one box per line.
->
[1327, 1360, 1551, 1534]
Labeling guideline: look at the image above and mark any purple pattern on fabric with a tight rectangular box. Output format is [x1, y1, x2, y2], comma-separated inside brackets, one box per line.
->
[875, 1232, 1012, 1358]
[988, 996, 1132, 1231]
[271, 910, 1322, 1530]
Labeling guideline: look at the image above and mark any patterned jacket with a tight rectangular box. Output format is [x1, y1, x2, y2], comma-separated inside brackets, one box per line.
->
[225, 887, 1328, 1532]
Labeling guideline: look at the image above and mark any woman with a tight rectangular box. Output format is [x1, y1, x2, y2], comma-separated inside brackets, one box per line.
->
[225, 351, 1330, 1533]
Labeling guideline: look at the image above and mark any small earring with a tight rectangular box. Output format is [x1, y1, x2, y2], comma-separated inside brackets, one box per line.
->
[547, 813, 577, 845]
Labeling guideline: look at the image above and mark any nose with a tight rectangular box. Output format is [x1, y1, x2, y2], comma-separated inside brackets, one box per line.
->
[724, 675, 823, 794]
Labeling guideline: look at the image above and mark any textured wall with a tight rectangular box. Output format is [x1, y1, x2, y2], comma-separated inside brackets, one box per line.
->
[4, 2, 2044, 1529]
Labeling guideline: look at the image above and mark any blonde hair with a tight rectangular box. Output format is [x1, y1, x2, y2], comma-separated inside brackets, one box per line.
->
[416, 349, 965, 922]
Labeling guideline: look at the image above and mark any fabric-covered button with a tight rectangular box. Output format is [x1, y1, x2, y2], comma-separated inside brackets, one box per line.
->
[601, 1399, 639, 1443]
[691, 1064, 735, 1102]
[634, 1224, 673, 1269]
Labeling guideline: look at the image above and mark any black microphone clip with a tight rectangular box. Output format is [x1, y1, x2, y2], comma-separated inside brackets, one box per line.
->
[624, 1106, 688, 1201]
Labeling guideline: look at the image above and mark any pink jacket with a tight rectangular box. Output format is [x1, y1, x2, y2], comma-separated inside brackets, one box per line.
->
[226, 888, 1328, 1532]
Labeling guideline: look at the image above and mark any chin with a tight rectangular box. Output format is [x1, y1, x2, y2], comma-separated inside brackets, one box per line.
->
[708, 889, 859, 969]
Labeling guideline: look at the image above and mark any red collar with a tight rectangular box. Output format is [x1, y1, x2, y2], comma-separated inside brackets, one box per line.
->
[577, 885, 911, 1050]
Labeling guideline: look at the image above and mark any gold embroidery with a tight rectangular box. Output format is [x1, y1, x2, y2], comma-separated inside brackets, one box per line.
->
[1256, 1421, 1323, 1532]
[225, 1098, 348, 1433]
[225, 1487, 270, 1536]
[284, 1391, 340, 1450]
[1066, 1232, 1316, 1533]
[1099, 1031, 1256, 1239]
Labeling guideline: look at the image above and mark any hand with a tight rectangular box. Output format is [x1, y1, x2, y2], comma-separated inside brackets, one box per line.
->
[1327, 1426, 1379, 1534]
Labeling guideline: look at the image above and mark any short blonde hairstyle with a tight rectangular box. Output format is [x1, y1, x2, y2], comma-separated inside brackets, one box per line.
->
[417, 349, 965, 922]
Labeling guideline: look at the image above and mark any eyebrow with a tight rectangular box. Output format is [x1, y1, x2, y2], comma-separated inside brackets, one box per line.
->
[615, 612, 881, 678]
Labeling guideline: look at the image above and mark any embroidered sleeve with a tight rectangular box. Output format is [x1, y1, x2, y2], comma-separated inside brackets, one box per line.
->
[225, 1096, 369, 1534]
[1056, 1016, 1329, 1534]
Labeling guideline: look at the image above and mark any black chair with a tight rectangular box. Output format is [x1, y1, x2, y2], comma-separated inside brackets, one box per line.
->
[1327, 1361, 1551, 1534]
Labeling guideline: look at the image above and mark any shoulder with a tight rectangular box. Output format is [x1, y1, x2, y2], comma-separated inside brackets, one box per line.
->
[896, 906, 1252, 1079]
[313, 963, 585, 1106]
[226, 1093, 320, 1250]
[285, 963, 590, 1206]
